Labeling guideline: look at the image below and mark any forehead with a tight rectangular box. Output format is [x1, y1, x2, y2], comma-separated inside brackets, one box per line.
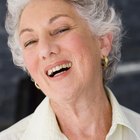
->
[21, 0, 76, 18]
[18, 0, 83, 32]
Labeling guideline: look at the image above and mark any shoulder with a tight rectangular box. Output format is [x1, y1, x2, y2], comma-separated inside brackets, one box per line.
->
[0, 115, 32, 140]
[121, 106, 140, 133]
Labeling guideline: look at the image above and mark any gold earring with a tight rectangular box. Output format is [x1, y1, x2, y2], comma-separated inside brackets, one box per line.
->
[102, 56, 109, 69]
[35, 82, 40, 89]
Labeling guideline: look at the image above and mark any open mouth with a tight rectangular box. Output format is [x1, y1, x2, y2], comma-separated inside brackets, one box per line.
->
[47, 62, 72, 78]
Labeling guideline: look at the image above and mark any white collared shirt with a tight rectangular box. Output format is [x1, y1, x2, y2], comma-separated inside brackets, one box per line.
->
[0, 88, 140, 140]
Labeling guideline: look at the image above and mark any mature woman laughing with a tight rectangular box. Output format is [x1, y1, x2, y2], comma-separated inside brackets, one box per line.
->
[0, 0, 140, 140]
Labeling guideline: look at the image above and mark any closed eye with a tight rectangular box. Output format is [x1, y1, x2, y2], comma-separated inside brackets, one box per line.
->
[50, 27, 70, 36]
[24, 40, 38, 48]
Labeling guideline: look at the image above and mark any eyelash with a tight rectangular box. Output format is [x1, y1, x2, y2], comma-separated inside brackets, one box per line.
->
[50, 26, 70, 36]
[23, 26, 71, 47]
[24, 40, 38, 48]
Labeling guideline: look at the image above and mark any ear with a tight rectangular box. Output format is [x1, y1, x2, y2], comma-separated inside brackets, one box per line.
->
[99, 33, 113, 59]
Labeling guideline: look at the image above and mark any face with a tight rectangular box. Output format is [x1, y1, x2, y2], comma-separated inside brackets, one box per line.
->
[19, 0, 112, 102]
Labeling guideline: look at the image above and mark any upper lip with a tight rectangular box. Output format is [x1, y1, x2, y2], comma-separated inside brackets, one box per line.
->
[44, 60, 72, 75]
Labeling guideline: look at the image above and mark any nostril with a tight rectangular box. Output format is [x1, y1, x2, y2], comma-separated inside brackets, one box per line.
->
[38, 42, 60, 60]
[39, 48, 49, 60]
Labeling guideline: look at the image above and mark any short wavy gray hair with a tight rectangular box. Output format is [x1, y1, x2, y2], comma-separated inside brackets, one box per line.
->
[5, 0, 123, 84]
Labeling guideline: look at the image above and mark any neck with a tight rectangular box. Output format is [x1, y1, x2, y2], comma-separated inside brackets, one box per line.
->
[50, 86, 112, 140]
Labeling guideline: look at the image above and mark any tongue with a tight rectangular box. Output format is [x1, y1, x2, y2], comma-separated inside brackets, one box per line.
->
[49, 67, 70, 77]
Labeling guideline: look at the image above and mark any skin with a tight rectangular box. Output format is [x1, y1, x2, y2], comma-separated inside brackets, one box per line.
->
[19, 0, 112, 139]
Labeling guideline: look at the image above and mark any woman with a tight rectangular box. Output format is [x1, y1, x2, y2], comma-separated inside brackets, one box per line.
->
[0, 0, 140, 139]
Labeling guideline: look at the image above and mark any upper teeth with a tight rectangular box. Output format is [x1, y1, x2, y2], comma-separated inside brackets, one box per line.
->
[47, 62, 72, 76]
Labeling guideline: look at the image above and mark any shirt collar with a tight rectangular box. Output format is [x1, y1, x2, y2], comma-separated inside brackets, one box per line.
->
[21, 97, 68, 140]
[21, 88, 140, 140]
[106, 87, 140, 139]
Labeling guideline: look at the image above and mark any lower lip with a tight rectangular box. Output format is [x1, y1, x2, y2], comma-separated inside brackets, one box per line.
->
[47, 68, 71, 81]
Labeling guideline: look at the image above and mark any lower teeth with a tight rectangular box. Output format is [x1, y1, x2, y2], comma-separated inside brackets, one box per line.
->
[49, 68, 69, 77]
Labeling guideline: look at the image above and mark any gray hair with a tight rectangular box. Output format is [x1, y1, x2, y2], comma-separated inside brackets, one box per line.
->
[5, 0, 123, 84]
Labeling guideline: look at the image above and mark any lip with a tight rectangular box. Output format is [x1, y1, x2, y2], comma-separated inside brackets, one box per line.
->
[44, 60, 72, 77]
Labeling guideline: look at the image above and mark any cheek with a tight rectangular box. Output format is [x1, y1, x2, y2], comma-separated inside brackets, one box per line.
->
[64, 33, 99, 61]
[64, 34, 86, 54]
[65, 33, 102, 76]
[23, 51, 38, 75]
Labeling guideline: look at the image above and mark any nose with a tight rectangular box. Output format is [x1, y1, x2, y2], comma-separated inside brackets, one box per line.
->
[38, 38, 60, 60]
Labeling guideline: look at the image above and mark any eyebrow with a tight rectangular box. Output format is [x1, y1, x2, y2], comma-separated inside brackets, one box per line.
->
[49, 14, 71, 24]
[19, 14, 71, 37]
[19, 28, 34, 37]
